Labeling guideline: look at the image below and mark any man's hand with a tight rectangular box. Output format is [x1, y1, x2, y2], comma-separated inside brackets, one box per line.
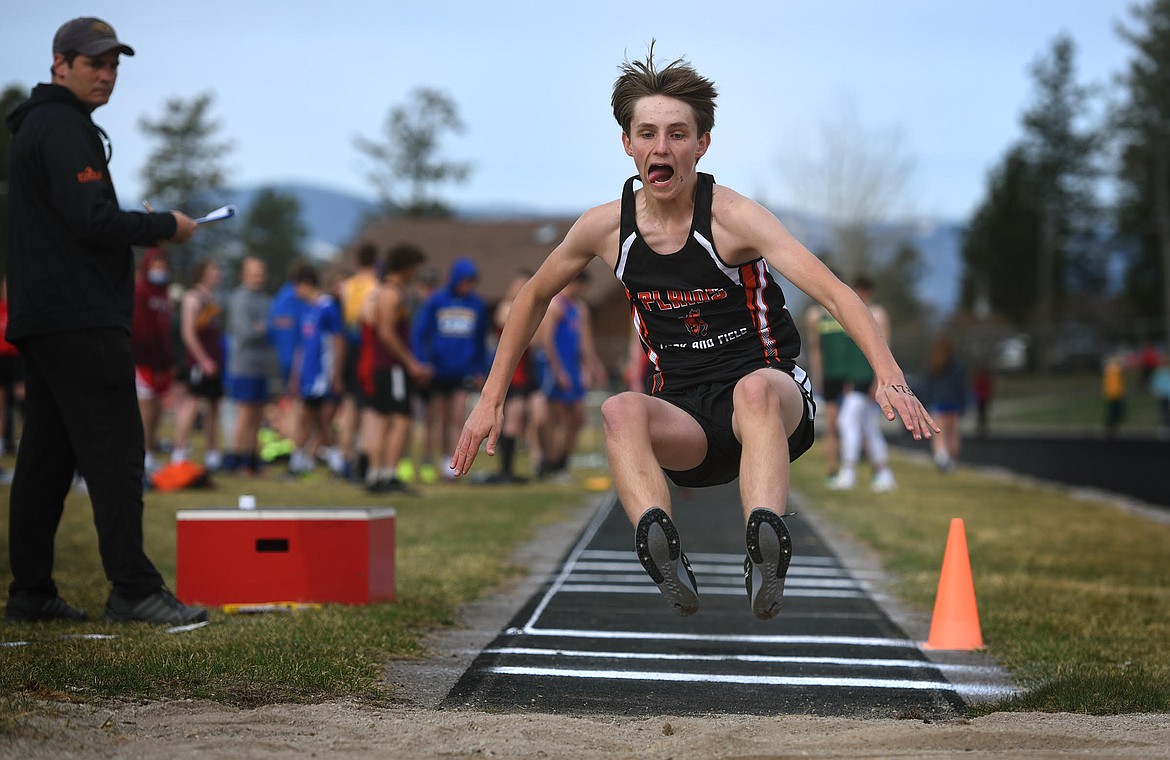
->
[450, 397, 504, 477]
[875, 380, 940, 441]
[170, 211, 197, 243]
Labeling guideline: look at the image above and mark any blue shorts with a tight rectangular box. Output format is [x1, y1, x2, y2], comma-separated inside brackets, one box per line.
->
[540, 360, 586, 404]
[229, 374, 269, 404]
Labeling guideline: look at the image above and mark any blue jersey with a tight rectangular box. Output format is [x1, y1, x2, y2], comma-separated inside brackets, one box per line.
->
[411, 257, 489, 382]
[543, 295, 585, 403]
[267, 282, 306, 381]
[297, 295, 342, 399]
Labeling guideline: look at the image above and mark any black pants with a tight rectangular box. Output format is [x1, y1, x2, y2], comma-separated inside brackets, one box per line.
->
[8, 328, 163, 599]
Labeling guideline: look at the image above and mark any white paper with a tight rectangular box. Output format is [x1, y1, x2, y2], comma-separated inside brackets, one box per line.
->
[194, 204, 237, 224]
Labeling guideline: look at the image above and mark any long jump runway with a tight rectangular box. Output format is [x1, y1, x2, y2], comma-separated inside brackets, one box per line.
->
[443, 483, 1015, 717]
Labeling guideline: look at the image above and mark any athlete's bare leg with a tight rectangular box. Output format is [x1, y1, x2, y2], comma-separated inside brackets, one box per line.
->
[732, 368, 807, 522]
[601, 391, 706, 525]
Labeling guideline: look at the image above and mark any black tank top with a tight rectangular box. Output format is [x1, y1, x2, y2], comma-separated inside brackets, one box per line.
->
[615, 173, 801, 394]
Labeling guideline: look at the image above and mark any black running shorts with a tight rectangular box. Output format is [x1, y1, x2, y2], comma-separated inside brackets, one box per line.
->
[372, 366, 412, 416]
[659, 366, 816, 488]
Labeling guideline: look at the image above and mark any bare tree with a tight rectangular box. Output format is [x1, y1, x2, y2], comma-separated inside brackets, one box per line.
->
[355, 87, 471, 218]
[778, 96, 916, 280]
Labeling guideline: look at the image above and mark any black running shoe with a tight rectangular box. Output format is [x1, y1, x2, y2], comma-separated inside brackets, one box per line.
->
[105, 588, 208, 625]
[5, 594, 88, 623]
[744, 508, 794, 620]
[366, 477, 419, 496]
[635, 507, 699, 616]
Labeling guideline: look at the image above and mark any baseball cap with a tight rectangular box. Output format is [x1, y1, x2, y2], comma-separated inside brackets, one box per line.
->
[53, 17, 135, 57]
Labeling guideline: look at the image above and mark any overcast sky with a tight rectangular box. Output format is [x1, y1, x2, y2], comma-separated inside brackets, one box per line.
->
[2, 1, 1140, 223]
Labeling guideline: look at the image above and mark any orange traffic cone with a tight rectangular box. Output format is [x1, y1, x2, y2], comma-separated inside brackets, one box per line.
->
[923, 517, 984, 650]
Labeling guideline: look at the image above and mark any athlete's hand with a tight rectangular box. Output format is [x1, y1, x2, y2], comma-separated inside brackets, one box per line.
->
[450, 397, 504, 477]
[408, 359, 434, 383]
[874, 378, 940, 441]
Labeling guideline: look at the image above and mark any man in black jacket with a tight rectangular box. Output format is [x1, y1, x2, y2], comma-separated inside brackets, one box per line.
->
[4, 17, 207, 625]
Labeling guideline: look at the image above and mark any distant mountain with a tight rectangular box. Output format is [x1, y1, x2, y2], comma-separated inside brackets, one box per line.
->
[770, 208, 964, 316]
[908, 220, 965, 316]
[223, 182, 378, 260]
[226, 182, 964, 314]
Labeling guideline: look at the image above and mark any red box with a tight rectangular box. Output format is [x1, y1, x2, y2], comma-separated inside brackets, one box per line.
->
[176, 508, 396, 606]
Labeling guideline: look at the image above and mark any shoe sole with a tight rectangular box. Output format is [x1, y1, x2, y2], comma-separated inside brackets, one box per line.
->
[635, 508, 699, 617]
[745, 509, 793, 620]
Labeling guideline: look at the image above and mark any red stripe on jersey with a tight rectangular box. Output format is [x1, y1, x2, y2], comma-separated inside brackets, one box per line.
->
[628, 288, 664, 385]
[741, 261, 780, 363]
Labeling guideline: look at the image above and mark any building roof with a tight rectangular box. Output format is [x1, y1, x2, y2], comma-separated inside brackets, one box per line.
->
[349, 217, 621, 306]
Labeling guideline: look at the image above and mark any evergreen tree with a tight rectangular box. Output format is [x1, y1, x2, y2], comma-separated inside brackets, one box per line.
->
[138, 92, 233, 280]
[354, 87, 471, 218]
[960, 146, 1044, 326]
[242, 187, 307, 293]
[961, 35, 1101, 367]
[1020, 34, 1102, 369]
[1115, 0, 1170, 343]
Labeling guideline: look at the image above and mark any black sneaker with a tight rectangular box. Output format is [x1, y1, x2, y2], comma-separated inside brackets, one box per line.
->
[744, 508, 794, 620]
[635, 507, 699, 617]
[105, 588, 208, 625]
[5, 594, 88, 623]
[366, 477, 419, 496]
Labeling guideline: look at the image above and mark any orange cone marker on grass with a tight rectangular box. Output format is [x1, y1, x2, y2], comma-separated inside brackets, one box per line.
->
[923, 517, 984, 650]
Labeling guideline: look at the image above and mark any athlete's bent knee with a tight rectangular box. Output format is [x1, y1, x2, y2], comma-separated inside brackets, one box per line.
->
[733, 373, 781, 416]
[602, 392, 648, 436]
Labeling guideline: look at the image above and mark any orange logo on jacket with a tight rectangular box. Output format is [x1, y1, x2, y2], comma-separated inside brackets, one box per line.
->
[76, 166, 104, 183]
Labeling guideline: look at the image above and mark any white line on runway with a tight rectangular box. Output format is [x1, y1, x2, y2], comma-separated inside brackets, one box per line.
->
[581, 549, 841, 566]
[564, 572, 861, 589]
[484, 665, 1020, 698]
[557, 583, 867, 599]
[505, 627, 921, 649]
[572, 560, 863, 579]
[483, 646, 1005, 677]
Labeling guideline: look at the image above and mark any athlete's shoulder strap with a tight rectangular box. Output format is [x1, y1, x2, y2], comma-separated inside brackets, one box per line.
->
[619, 175, 640, 241]
[693, 172, 715, 239]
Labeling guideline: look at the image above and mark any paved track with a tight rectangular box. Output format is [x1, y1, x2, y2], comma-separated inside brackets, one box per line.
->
[894, 434, 1169, 509]
[444, 483, 1015, 717]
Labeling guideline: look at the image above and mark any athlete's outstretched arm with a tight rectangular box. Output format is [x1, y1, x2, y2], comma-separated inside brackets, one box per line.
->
[450, 208, 610, 475]
[713, 188, 939, 441]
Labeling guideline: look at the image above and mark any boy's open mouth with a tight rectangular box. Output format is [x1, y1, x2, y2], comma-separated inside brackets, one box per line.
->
[648, 164, 674, 185]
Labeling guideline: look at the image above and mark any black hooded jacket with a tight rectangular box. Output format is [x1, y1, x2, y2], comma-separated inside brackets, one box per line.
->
[4, 83, 177, 341]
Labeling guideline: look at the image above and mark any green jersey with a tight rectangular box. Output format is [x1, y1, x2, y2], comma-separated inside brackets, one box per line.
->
[816, 310, 873, 386]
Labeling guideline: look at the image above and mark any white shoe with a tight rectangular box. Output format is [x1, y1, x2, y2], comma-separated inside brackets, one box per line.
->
[324, 446, 346, 475]
[828, 469, 856, 490]
[171, 447, 190, 464]
[871, 468, 897, 493]
[288, 449, 314, 474]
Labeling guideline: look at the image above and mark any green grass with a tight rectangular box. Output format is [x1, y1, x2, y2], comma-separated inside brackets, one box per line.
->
[990, 370, 1161, 431]
[0, 452, 598, 732]
[791, 452, 1170, 715]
